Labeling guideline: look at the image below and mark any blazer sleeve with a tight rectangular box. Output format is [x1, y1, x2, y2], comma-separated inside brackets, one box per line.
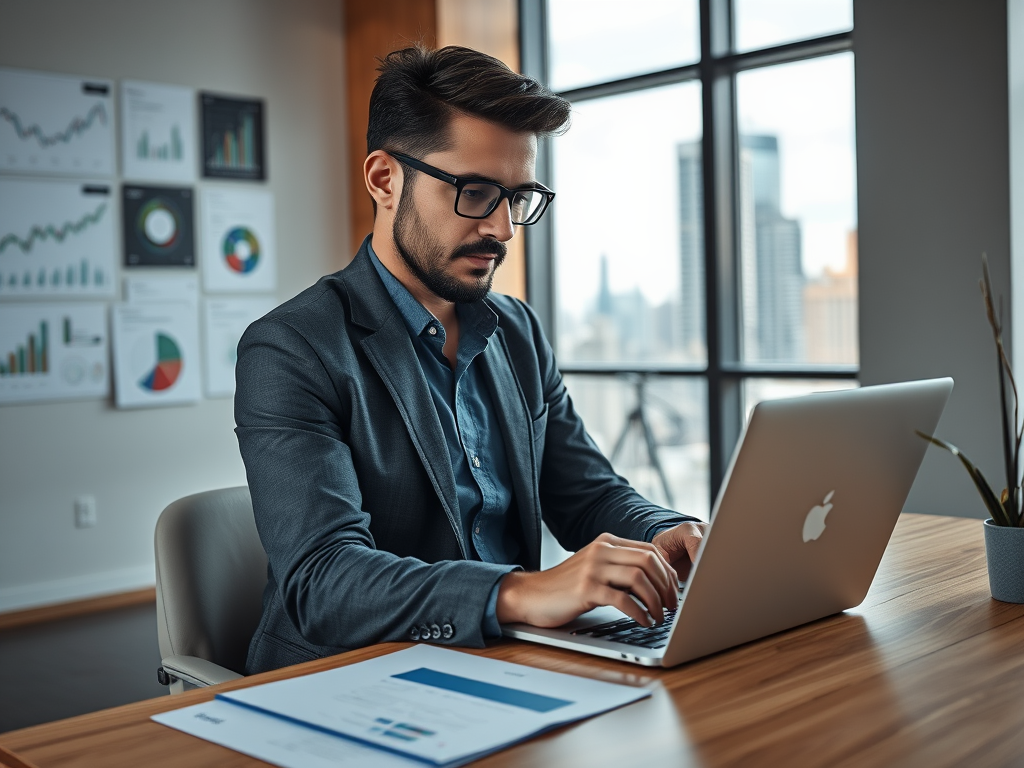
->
[234, 315, 517, 651]
[512, 300, 701, 551]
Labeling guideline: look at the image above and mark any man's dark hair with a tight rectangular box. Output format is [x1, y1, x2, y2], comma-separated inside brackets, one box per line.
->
[367, 45, 571, 158]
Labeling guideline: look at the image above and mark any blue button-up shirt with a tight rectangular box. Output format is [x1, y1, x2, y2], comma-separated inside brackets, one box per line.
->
[369, 245, 519, 578]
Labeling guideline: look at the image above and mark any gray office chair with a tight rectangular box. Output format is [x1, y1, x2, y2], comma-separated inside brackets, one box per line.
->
[154, 486, 267, 694]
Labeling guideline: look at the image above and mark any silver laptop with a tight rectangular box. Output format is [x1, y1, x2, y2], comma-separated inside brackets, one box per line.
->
[502, 377, 953, 667]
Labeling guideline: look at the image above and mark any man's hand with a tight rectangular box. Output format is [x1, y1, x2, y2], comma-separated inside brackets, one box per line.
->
[496, 532, 679, 629]
[651, 521, 709, 569]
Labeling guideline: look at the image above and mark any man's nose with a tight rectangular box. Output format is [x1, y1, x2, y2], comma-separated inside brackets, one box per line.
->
[477, 198, 516, 242]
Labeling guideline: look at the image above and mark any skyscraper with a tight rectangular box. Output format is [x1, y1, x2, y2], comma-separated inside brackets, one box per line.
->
[677, 141, 705, 360]
[740, 135, 805, 362]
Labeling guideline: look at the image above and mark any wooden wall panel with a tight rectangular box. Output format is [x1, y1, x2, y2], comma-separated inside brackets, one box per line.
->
[343, 0, 437, 257]
[437, 0, 525, 301]
[343, 0, 527, 301]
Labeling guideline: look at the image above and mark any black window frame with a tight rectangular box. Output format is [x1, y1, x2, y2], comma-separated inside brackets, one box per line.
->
[519, 0, 858, 501]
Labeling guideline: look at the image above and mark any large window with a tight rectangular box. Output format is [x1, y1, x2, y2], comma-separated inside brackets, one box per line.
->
[521, 0, 858, 518]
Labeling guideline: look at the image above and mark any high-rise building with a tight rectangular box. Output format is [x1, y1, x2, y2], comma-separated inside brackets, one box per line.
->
[677, 141, 705, 361]
[740, 135, 805, 362]
[804, 230, 858, 364]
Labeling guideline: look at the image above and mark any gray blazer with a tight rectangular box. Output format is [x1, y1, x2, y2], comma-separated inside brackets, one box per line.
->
[235, 238, 692, 674]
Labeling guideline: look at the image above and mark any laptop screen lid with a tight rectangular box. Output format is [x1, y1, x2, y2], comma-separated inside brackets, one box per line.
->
[660, 377, 953, 667]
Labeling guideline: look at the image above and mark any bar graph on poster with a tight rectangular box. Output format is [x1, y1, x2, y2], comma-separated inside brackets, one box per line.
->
[0, 303, 109, 405]
[0, 67, 115, 177]
[121, 80, 196, 183]
[0, 179, 117, 298]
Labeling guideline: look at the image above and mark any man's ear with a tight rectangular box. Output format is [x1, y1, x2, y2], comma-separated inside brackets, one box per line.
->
[364, 151, 402, 213]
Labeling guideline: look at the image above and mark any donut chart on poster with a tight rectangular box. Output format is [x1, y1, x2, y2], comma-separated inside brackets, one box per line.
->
[222, 226, 259, 273]
[137, 198, 180, 252]
[138, 332, 182, 392]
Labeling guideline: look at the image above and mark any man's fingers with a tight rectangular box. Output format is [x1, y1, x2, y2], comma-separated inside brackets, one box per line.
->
[597, 585, 657, 628]
[603, 565, 665, 624]
[685, 524, 706, 561]
[594, 541, 678, 609]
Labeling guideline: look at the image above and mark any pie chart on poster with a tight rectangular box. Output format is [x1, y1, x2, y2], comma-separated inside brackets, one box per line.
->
[223, 227, 260, 273]
[138, 332, 183, 392]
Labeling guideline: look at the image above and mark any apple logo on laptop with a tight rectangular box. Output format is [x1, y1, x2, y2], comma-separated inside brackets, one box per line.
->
[802, 490, 835, 542]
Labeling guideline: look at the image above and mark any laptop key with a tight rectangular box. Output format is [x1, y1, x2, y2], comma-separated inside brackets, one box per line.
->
[571, 618, 635, 637]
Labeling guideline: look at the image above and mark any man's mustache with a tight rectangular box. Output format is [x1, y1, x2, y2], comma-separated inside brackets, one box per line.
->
[451, 240, 507, 263]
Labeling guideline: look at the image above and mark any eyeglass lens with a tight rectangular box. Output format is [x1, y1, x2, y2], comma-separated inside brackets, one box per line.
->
[456, 183, 546, 224]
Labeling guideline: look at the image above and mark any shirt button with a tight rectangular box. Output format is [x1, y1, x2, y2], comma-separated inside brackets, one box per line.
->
[442, 623, 454, 639]
[475, 526, 481, 534]
[420, 624, 431, 641]
[427, 326, 437, 336]
[472, 456, 481, 468]
[430, 624, 442, 640]
[409, 626, 420, 641]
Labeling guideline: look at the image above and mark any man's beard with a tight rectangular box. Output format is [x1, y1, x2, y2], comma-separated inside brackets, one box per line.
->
[392, 184, 506, 304]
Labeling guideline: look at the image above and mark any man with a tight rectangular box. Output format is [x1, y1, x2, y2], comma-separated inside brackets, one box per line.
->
[235, 45, 708, 674]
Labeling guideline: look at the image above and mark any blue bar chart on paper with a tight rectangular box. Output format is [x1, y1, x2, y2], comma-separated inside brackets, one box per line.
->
[0, 179, 116, 297]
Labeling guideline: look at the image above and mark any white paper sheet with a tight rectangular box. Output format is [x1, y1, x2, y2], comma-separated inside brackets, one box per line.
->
[0, 178, 117, 298]
[0, 302, 109, 404]
[202, 296, 275, 397]
[120, 80, 197, 183]
[0, 67, 115, 177]
[200, 187, 276, 293]
[217, 645, 650, 766]
[111, 301, 200, 408]
[124, 275, 199, 305]
[153, 699, 420, 768]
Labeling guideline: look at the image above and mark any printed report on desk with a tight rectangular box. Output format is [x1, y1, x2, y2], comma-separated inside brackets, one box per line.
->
[214, 645, 649, 766]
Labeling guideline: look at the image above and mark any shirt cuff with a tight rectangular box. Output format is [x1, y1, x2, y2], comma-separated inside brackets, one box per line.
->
[644, 519, 693, 543]
[482, 579, 504, 638]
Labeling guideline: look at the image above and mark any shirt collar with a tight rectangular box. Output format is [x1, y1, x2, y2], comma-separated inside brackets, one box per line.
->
[367, 240, 498, 341]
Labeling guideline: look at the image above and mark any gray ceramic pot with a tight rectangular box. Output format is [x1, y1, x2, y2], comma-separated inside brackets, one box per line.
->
[984, 519, 1024, 603]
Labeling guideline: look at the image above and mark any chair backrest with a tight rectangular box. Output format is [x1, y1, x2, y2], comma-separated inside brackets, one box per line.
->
[154, 486, 267, 676]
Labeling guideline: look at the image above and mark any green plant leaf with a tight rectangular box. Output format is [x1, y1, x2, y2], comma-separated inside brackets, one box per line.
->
[916, 431, 1013, 526]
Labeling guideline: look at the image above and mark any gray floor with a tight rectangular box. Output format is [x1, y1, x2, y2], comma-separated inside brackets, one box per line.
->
[0, 603, 170, 733]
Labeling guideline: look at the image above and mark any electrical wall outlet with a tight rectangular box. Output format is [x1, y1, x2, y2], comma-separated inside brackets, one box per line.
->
[74, 496, 97, 528]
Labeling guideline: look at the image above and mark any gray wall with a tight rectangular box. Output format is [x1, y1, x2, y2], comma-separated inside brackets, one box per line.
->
[856, 0, 1013, 518]
[0, 0, 349, 610]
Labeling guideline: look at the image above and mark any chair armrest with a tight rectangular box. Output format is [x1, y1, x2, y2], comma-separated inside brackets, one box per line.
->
[160, 655, 243, 688]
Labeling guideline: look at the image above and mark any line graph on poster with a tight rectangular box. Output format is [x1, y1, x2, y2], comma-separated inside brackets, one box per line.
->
[0, 179, 116, 298]
[0, 67, 115, 177]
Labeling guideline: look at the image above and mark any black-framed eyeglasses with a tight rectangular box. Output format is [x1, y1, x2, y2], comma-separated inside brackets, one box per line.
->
[388, 151, 555, 226]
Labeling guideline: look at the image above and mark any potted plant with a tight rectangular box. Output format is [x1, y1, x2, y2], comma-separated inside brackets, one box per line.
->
[918, 255, 1024, 603]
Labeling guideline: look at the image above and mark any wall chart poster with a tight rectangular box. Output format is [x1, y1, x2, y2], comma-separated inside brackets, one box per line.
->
[200, 188, 276, 293]
[120, 80, 196, 183]
[122, 184, 195, 267]
[203, 296, 275, 398]
[0, 179, 116, 298]
[112, 301, 200, 409]
[0, 67, 115, 177]
[0, 303, 109, 405]
[200, 93, 265, 181]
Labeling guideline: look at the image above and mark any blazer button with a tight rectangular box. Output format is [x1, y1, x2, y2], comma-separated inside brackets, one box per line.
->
[442, 623, 454, 639]
[409, 626, 420, 641]
[419, 624, 431, 642]
[430, 624, 441, 640]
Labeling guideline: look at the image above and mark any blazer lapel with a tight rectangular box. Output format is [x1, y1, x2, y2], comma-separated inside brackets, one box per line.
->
[343, 244, 466, 557]
[480, 328, 542, 570]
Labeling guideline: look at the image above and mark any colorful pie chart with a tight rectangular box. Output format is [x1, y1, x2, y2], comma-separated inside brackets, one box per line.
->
[223, 227, 260, 273]
[138, 332, 182, 392]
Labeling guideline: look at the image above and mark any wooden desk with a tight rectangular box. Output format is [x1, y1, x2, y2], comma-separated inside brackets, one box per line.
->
[3, 513, 1023, 768]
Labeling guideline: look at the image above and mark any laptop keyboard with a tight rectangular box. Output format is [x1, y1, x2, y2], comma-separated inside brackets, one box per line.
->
[570, 609, 677, 649]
